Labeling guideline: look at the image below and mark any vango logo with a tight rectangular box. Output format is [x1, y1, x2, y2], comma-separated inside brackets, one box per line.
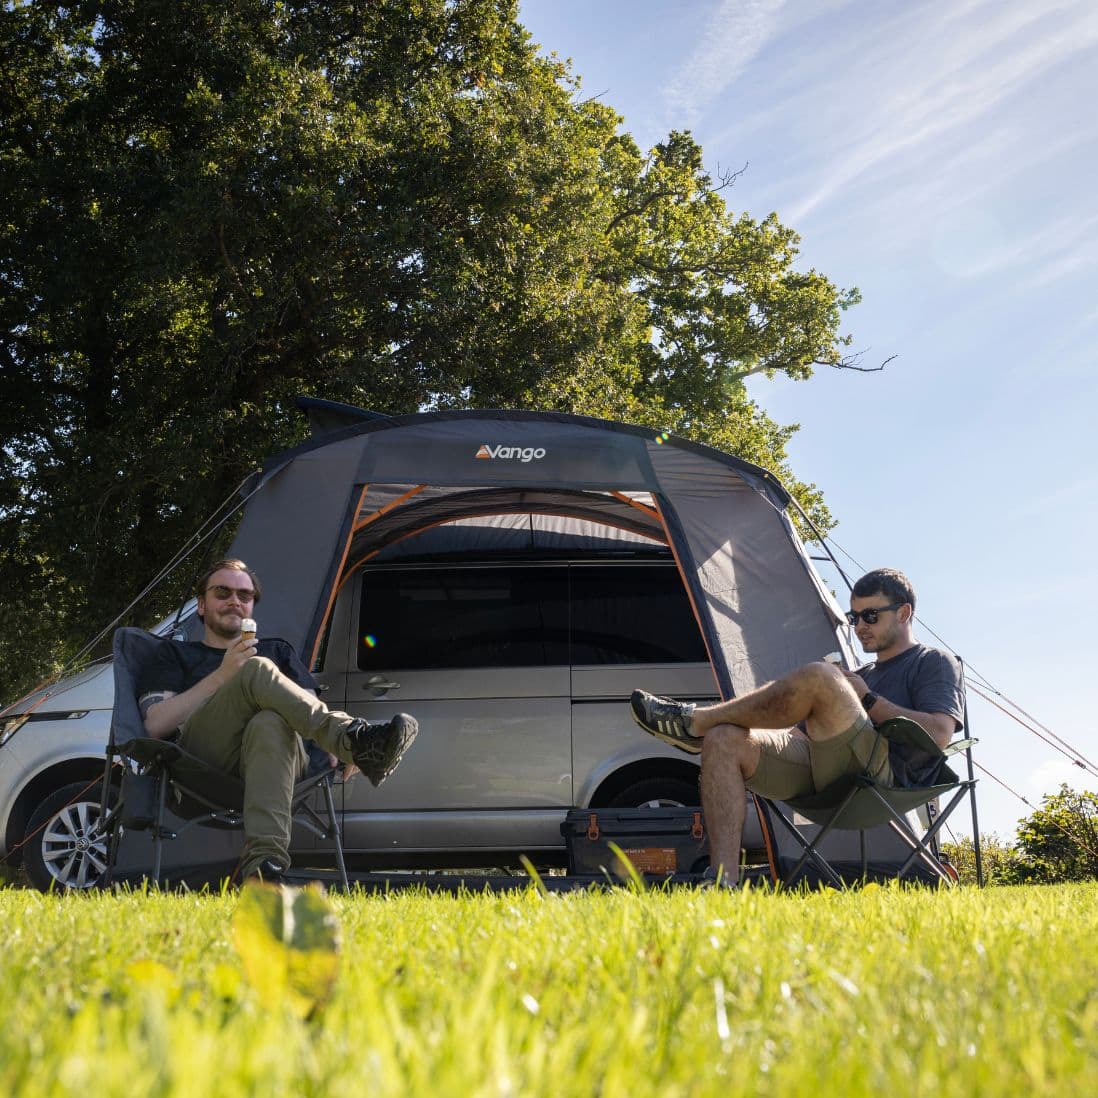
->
[475, 443, 547, 463]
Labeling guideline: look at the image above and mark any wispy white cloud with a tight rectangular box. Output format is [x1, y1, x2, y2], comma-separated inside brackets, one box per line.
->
[661, 0, 793, 129]
[932, 209, 1098, 283]
[681, 0, 1098, 293]
[1002, 475, 1098, 524]
[784, 4, 1098, 225]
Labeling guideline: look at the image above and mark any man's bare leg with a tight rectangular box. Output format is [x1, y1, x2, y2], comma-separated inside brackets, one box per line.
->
[693, 662, 862, 743]
[700, 724, 759, 884]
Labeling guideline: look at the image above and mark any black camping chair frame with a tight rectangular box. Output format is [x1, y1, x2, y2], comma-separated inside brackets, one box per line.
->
[100, 627, 349, 889]
[764, 717, 979, 889]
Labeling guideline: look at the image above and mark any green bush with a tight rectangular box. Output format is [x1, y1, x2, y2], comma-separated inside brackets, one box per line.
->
[1013, 785, 1098, 883]
[939, 834, 1027, 885]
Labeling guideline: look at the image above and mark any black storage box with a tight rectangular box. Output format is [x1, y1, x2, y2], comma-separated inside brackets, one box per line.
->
[561, 807, 709, 877]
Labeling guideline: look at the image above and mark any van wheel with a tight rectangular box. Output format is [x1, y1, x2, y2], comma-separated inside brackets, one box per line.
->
[23, 782, 111, 892]
[607, 776, 700, 809]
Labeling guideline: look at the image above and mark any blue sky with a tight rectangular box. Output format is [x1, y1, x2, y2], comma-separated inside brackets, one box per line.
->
[519, 0, 1098, 840]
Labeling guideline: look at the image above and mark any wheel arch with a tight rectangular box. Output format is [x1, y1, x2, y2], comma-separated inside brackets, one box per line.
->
[4, 757, 107, 866]
[585, 756, 701, 808]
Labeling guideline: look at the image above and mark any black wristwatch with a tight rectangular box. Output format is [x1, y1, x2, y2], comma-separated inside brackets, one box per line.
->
[860, 690, 879, 713]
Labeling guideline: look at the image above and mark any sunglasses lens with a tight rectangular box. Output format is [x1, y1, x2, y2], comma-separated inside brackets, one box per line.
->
[208, 585, 254, 601]
[846, 608, 879, 625]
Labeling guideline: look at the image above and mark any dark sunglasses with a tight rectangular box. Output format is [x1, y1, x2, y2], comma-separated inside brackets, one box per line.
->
[846, 602, 903, 626]
[205, 585, 256, 602]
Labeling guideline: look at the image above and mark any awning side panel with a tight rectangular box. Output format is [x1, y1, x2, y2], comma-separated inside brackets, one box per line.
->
[649, 444, 840, 696]
[226, 436, 367, 655]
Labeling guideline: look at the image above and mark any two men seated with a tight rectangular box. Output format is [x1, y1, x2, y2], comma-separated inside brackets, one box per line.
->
[134, 562, 958, 887]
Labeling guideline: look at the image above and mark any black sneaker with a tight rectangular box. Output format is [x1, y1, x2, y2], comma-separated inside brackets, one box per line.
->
[346, 714, 419, 787]
[243, 857, 288, 883]
[700, 866, 741, 891]
[629, 689, 703, 754]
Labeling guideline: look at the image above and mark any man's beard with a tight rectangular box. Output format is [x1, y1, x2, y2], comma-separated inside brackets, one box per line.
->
[860, 625, 899, 654]
[206, 613, 241, 641]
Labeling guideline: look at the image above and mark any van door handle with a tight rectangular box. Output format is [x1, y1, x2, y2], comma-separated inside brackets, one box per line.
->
[363, 675, 400, 694]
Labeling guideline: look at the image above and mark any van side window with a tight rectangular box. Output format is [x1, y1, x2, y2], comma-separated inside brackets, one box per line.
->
[569, 564, 708, 664]
[358, 566, 569, 670]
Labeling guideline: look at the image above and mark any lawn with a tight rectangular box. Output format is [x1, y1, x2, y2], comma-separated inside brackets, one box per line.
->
[1, 880, 1094, 1097]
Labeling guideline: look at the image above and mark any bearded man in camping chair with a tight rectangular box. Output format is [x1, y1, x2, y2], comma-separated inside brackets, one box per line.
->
[138, 559, 419, 882]
[630, 568, 964, 887]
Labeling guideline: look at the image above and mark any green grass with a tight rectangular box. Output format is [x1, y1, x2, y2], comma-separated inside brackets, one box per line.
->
[1, 881, 1094, 1097]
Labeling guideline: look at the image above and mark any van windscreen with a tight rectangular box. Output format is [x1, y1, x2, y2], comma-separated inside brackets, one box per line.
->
[357, 561, 707, 670]
[569, 564, 708, 665]
[358, 566, 569, 670]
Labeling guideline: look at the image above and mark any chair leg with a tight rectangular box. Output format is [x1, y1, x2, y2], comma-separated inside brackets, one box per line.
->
[892, 786, 974, 883]
[152, 769, 167, 887]
[862, 786, 963, 884]
[785, 783, 864, 887]
[887, 819, 956, 883]
[767, 798, 848, 888]
[321, 775, 349, 890]
[103, 793, 123, 889]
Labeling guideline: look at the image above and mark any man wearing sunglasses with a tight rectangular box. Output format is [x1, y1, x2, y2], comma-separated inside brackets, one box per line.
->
[630, 568, 963, 886]
[137, 558, 419, 882]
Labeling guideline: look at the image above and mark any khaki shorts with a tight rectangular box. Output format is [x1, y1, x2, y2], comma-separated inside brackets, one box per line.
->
[745, 715, 892, 801]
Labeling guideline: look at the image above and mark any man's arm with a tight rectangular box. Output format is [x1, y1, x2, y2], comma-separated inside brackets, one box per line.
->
[840, 669, 957, 748]
[143, 638, 257, 738]
[861, 694, 956, 748]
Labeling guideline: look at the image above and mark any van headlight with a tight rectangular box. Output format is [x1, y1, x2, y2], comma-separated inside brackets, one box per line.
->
[0, 714, 29, 746]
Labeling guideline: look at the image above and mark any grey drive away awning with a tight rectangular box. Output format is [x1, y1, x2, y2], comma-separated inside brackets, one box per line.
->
[226, 408, 848, 698]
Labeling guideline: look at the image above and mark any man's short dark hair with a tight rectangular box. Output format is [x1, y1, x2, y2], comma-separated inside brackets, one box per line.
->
[852, 568, 915, 610]
[195, 559, 262, 604]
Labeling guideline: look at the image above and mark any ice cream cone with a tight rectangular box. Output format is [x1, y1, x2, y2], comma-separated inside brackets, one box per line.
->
[241, 618, 257, 642]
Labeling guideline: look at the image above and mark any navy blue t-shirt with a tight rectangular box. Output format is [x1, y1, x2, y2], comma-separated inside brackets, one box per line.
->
[136, 637, 315, 712]
[860, 643, 964, 785]
[135, 637, 331, 774]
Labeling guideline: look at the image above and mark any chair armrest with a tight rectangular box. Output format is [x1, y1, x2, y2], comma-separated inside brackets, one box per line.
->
[943, 738, 978, 756]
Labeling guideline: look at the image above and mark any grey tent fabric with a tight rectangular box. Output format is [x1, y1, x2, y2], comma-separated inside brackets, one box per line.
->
[647, 442, 839, 695]
[229, 434, 367, 650]
[225, 410, 848, 695]
[369, 514, 665, 561]
[348, 488, 666, 562]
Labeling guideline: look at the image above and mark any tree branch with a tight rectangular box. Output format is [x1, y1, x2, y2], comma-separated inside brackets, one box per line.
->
[823, 352, 897, 373]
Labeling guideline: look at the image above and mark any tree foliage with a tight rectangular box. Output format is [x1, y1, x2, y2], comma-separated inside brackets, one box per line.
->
[942, 787, 1098, 886]
[1012, 785, 1098, 883]
[939, 834, 1029, 887]
[1, 0, 860, 698]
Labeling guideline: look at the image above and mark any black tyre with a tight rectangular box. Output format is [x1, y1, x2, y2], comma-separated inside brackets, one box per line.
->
[606, 775, 700, 809]
[23, 781, 111, 892]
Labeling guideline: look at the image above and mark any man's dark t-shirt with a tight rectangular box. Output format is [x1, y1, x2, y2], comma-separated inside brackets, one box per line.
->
[136, 638, 330, 773]
[137, 638, 315, 716]
[860, 643, 964, 785]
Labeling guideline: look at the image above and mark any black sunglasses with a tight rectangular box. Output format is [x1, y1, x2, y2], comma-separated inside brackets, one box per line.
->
[846, 602, 903, 626]
[205, 585, 256, 602]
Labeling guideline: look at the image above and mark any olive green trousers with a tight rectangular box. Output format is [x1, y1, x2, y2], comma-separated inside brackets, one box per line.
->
[175, 656, 355, 876]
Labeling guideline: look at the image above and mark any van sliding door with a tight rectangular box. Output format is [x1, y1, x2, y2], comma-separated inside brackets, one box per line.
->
[342, 564, 571, 854]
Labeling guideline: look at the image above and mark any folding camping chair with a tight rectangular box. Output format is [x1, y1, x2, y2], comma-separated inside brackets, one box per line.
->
[763, 717, 978, 888]
[101, 627, 349, 888]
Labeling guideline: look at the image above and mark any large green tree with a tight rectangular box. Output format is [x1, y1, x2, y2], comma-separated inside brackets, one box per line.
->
[1, 0, 859, 697]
